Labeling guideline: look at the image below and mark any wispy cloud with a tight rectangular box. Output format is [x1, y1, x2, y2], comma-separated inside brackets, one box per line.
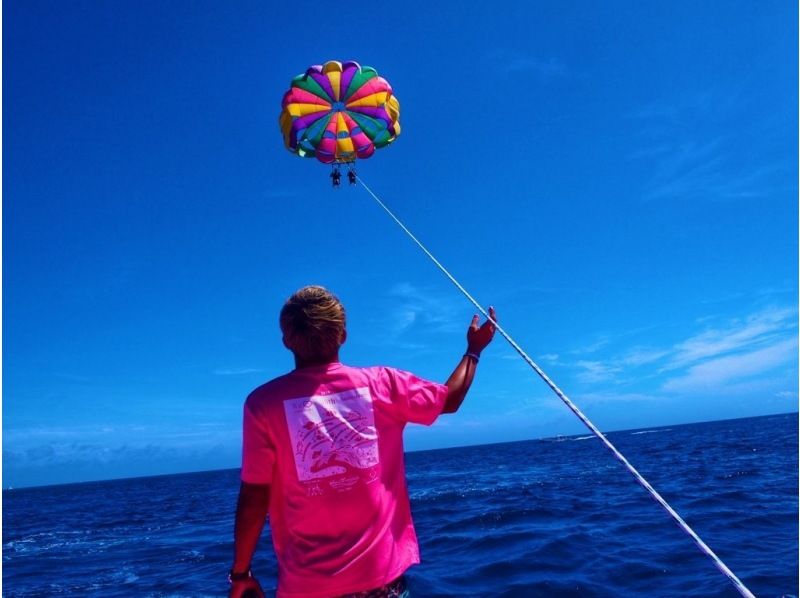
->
[630, 90, 790, 202]
[213, 367, 265, 376]
[570, 337, 611, 355]
[543, 305, 797, 400]
[4, 422, 241, 486]
[5, 422, 236, 451]
[574, 360, 623, 383]
[619, 347, 670, 366]
[573, 391, 660, 405]
[662, 336, 798, 393]
[644, 160, 782, 202]
[665, 306, 796, 369]
[385, 283, 464, 338]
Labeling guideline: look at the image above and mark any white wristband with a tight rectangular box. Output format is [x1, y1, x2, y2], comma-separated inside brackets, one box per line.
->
[464, 352, 480, 362]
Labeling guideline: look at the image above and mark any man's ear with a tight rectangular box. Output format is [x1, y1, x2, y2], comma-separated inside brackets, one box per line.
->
[282, 334, 290, 350]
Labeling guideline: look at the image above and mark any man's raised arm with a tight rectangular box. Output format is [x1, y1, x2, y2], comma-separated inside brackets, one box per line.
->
[442, 306, 497, 414]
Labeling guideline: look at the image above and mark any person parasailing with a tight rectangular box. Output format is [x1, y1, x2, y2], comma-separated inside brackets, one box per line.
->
[330, 165, 341, 188]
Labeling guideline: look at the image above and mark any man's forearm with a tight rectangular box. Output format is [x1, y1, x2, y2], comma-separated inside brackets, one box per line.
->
[442, 353, 478, 413]
[441, 307, 496, 414]
[233, 482, 270, 573]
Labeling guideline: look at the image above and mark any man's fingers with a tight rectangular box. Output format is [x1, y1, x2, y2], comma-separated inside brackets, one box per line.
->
[470, 314, 480, 330]
[484, 307, 497, 331]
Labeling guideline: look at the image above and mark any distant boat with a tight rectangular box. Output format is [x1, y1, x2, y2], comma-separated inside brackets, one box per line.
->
[541, 435, 567, 442]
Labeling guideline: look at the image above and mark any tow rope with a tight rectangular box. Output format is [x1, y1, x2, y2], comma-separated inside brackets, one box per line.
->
[357, 175, 755, 598]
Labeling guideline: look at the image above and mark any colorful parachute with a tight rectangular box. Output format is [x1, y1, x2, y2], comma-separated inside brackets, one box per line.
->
[279, 61, 401, 164]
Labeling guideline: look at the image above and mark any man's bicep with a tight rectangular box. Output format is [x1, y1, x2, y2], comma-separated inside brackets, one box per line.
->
[385, 368, 449, 426]
[241, 403, 277, 484]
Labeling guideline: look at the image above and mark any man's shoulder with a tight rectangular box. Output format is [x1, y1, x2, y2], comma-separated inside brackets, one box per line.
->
[245, 372, 296, 407]
[346, 363, 386, 377]
[243, 364, 406, 408]
[344, 364, 408, 386]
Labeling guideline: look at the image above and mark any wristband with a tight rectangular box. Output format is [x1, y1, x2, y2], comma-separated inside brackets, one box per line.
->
[228, 568, 253, 583]
[464, 352, 480, 363]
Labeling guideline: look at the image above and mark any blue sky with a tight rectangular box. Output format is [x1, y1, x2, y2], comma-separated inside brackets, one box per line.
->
[4, 1, 797, 487]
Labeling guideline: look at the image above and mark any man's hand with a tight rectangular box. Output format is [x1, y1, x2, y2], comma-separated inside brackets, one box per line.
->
[229, 576, 265, 598]
[467, 306, 497, 355]
[442, 307, 498, 414]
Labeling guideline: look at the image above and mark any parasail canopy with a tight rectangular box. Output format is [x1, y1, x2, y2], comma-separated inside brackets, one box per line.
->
[279, 61, 401, 164]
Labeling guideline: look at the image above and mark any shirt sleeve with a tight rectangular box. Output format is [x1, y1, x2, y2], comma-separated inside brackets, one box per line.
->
[383, 367, 449, 426]
[240, 400, 276, 484]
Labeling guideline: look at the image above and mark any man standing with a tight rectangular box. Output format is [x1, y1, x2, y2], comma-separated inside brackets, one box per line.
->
[230, 286, 496, 598]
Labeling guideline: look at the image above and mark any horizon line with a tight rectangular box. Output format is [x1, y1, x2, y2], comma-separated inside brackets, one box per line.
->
[4, 410, 796, 491]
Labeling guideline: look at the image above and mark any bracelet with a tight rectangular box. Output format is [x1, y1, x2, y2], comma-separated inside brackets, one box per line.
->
[228, 568, 252, 583]
[464, 352, 480, 363]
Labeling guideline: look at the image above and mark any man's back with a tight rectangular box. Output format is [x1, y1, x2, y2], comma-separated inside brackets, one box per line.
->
[229, 286, 496, 598]
[242, 362, 447, 598]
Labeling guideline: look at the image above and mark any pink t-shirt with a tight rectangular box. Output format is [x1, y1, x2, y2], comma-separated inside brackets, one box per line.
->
[241, 362, 448, 598]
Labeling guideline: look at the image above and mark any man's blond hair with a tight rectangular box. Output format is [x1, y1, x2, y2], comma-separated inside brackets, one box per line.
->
[280, 286, 346, 361]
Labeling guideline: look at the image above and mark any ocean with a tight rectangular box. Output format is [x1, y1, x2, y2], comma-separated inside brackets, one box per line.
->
[3, 413, 797, 597]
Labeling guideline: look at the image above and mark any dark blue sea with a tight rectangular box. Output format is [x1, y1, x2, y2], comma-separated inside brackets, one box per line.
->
[3, 413, 798, 597]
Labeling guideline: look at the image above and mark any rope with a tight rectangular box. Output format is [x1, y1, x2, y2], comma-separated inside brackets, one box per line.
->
[357, 176, 756, 598]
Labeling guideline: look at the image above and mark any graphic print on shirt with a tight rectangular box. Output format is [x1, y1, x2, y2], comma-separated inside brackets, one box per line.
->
[283, 387, 379, 491]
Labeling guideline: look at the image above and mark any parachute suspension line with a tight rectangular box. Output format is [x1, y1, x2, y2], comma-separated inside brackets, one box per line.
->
[356, 176, 755, 598]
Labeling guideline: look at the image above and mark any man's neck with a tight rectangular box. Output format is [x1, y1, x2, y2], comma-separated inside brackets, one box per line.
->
[294, 353, 340, 369]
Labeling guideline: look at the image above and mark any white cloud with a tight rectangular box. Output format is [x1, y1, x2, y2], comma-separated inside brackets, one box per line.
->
[385, 283, 464, 338]
[662, 337, 798, 394]
[4, 422, 239, 460]
[4, 420, 242, 487]
[630, 90, 789, 203]
[570, 337, 611, 355]
[544, 305, 796, 400]
[666, 307, 796, 369]
[213, 367, 264, 376]
[574, 360, 622, 383]
[620, 347, 669, 366]
[572, 391, 660, 405]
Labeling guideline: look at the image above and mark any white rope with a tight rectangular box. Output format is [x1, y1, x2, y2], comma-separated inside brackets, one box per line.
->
[357, 176, 756, 598]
